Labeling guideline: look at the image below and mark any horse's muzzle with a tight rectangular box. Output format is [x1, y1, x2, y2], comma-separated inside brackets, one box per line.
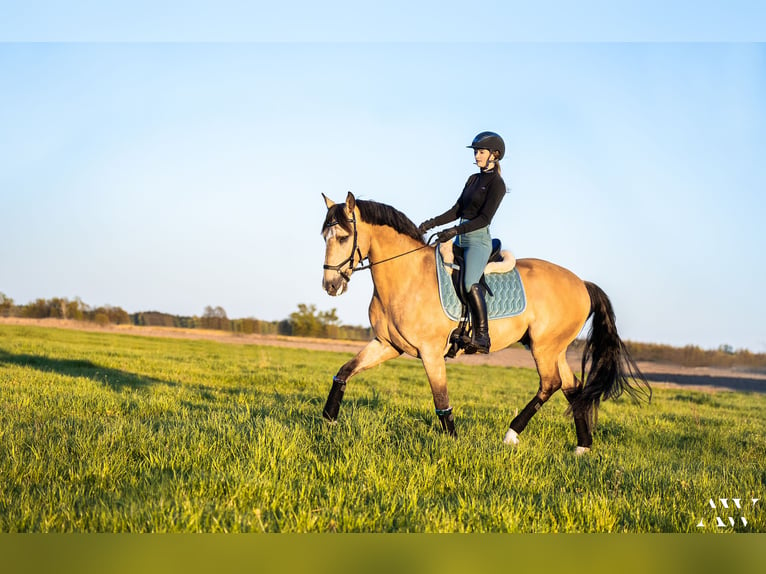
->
[322, 275, 347, 297]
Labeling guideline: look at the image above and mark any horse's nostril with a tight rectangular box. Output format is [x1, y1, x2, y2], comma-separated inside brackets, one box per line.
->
[323, 281, 339, 296]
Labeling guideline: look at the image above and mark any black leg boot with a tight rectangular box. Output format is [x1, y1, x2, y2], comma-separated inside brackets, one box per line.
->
[465, 283, 490, 354]
[436, 407, 457, 437]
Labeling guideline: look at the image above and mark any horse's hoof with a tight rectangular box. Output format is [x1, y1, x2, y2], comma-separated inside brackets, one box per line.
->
[574, 446, 591, 456]
[503, 428, 520, 446]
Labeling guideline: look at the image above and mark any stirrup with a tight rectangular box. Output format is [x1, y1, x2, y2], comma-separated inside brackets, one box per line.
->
[445, 328, 470, 358]
[464, 337, 490, 354]
[445, 332, 461, 358]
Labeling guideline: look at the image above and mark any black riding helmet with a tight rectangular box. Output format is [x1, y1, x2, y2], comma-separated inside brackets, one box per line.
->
[467, 131, 505, 161]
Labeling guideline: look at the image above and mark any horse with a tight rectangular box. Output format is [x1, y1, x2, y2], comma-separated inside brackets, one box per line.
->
[320, 192, 650, 454]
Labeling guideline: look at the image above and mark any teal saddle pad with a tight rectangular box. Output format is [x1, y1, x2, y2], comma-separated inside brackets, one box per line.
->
[435, 246, 527, 321]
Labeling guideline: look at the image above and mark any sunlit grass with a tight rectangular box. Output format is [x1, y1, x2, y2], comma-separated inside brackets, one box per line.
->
[0, 325, 763, 532]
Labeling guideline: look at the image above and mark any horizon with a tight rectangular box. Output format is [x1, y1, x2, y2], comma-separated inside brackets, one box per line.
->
[1, 291, 762, 355]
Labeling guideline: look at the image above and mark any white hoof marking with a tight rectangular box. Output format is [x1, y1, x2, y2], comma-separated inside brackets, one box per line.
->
[503, 428, 520, 446]
[574, 446, 591, 456]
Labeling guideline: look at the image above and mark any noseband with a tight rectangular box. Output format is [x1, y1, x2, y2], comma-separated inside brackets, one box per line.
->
[323, 211, 364, 283]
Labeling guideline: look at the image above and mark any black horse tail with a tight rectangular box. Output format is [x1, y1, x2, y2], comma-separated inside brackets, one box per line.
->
[572, 282, 652, 424]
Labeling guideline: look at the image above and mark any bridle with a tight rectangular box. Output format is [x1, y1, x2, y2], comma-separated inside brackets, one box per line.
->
[323, 210, 434, 283]
[323, 211, 365, 283]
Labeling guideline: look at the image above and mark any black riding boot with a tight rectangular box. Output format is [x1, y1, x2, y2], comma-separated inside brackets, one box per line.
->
[465, 283, 490, 354]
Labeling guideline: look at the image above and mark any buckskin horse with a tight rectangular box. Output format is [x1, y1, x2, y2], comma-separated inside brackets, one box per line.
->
[320, 192, 650, 453]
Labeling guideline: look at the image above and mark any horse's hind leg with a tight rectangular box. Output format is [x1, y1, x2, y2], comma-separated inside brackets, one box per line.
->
[503, 345, 562, 446]
[323, 338, 401, 421]
[559, 353, 593, 455]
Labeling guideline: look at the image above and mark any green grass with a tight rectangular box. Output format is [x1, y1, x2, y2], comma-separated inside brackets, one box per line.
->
[0, 324, 764, 532]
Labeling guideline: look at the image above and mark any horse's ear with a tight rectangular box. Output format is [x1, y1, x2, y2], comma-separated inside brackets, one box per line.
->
[322, 193, 336, 209]
[345, 191, 356, 213]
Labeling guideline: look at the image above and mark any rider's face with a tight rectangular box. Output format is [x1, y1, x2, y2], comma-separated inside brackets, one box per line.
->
[474, 148, 494, 169]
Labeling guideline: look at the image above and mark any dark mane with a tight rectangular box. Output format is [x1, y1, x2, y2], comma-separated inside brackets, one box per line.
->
[357, 200, 424, 243]
[322, 199, 424, 244]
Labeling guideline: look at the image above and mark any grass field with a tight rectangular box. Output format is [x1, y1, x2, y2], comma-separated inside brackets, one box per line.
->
[0, 324, 764, 532]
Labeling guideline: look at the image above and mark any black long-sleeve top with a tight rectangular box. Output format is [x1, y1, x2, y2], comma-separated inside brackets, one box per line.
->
[430, 169, 506, 235]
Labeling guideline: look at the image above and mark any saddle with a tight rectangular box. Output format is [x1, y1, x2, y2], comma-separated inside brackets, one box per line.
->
[440, 239, 511, 358]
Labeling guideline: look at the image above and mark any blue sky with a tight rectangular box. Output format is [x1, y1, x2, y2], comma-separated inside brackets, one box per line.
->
[2, 1, 766, 42]
[1, 4, 765, 351]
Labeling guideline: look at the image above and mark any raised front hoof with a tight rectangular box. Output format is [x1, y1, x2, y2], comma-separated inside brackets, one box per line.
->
[574, 446, 591, 456]
[503, 428, 520, 446]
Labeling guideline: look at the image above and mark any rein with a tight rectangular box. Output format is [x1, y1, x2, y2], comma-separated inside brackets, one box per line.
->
[324, 212, 435, 282]
[355, 242, 433, 271]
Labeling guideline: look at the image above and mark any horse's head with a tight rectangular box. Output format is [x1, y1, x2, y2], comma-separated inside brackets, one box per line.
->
[321, 192, 366, 296]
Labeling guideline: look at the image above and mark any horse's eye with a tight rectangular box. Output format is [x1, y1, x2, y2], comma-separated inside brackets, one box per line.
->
[338, 236, 350, 244]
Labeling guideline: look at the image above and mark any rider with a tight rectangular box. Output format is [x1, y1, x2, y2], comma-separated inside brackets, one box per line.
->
[418, 131, 507, 354]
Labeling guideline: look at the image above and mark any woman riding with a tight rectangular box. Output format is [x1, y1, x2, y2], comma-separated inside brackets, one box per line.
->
[418, 131, 507, 354]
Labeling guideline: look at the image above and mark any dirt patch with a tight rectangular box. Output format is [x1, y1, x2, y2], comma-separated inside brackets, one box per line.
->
[2, 317, 764, 394]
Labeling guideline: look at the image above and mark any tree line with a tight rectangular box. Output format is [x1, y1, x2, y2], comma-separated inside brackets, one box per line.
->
[0, 293, 372, 341]
[614, 340, 766, 371]
[1, 292, 763, 369]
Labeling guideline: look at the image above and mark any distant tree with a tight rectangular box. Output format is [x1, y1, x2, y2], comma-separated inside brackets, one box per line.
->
[278, 319, 293, 335]
[48, 297, 67, 318]
[0, 293, 13, 317]
[338, 325, 373, 341]
[91, 305, 130, 325]
[21, 298, 50, 318]
[93, 312, 110, 326]
[318, 308, 341, 338]
[204, 306, 228, 319]
[288, 304, 346, 338]
[233, 318, 272, 334]
[66, 298, 88, 321]
[176, 316, 198, 329]
[132, 311, 177, 327]
[201, 305, 230, 331]
[318, 308, 339, 325]
[111, 306, 130, 324]
[289, 303, 324, 337]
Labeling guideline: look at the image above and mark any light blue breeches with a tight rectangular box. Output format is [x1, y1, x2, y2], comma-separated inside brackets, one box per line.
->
[456, 224, 492, 290]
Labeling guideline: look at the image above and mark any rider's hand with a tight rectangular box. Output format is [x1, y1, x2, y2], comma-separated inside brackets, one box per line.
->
[418, 219, 435, 235]
[435, 227, 458, 243]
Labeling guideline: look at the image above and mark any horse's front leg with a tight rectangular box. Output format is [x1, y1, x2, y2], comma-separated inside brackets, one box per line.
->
[323, 337, 401, 421]
[421, 350, 456, 437]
